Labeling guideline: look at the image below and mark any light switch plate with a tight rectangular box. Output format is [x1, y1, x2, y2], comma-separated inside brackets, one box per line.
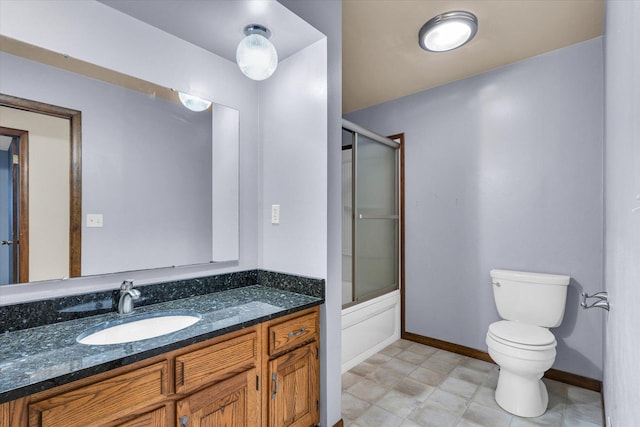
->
[87, 213, 103, 228]
[271, 204, 280, 224]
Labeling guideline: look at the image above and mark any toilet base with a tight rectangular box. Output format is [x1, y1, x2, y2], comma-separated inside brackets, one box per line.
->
[494, 368, 549, 418]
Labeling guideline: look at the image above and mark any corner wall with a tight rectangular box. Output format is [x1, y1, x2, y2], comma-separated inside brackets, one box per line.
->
[346, 38, 605, 380]
[274, 2, 342, 425]
[603, 1, 640, 425]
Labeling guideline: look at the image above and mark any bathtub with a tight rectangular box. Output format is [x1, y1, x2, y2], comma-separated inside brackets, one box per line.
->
[341, 289, 401, 373]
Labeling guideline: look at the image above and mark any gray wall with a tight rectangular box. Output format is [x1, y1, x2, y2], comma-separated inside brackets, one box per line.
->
[346, 38, 604, 380]
[276, 2, 343, 425]
[603, 1, 640, 425]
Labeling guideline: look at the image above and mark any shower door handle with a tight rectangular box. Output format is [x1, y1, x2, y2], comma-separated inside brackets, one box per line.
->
[358, 214, 399, 220]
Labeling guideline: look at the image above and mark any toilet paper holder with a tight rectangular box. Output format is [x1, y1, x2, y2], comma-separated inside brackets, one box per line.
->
[580, 291, 609, 311]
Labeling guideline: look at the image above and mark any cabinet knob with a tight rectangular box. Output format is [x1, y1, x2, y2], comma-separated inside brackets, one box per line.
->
[180, 415, 188, 427]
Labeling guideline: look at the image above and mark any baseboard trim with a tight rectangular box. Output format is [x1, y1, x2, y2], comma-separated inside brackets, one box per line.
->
[401, 331, 602, 392]
[544, 368, 602, 392]
[332, 419, 344, 427]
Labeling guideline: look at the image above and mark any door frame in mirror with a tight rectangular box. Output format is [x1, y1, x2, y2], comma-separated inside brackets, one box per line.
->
[0, 93, 82, 280]
[0, 125, 29, 282]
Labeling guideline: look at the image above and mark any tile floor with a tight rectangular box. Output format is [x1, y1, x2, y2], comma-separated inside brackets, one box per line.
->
[342, 339, 604, 427]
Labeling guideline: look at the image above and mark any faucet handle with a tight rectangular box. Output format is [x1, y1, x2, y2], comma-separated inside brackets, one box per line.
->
[120, 279, 134, 291]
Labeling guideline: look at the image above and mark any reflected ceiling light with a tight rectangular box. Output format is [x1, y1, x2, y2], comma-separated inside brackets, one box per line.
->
[236, 24, 278, 81]
[419, 11, 478, 52]
[178, 91, 212, 112]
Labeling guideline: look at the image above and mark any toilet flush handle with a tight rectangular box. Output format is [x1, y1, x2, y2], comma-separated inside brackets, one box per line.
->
[492, 281, 501, 287]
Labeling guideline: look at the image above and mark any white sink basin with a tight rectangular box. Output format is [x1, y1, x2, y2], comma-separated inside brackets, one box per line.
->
[77, 310, 201, 345]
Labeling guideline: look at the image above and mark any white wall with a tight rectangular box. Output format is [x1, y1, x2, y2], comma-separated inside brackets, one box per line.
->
[346, 38, 605, 381]
[603, 1, 640, 425]
[259, 39, 327, 278]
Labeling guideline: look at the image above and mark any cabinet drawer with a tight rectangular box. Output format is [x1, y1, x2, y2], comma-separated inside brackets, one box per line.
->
[268, 311, 318, 356]
[28, 362, 168, 427]
[175, 331, 257, 394]
[116, 406, 166, 427]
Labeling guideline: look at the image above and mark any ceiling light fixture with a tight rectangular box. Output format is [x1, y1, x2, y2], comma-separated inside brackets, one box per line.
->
[419, 11, 478, 52]
[236, 24, 278, 81]
[178, 91, 212, 112]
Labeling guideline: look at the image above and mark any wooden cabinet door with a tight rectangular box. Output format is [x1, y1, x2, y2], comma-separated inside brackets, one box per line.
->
[176, 368, 259, 427]
[268, 343, 319, 427]
[1, 401, 9, 427]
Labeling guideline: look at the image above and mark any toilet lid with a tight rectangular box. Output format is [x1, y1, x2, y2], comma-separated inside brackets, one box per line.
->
[488, 321, 556, 349]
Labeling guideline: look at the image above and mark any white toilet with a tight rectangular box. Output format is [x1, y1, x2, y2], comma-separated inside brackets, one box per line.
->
[486, 269, 570, 418]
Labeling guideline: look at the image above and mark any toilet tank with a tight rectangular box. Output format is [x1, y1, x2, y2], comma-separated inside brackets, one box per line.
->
[490, 269, 570, 328]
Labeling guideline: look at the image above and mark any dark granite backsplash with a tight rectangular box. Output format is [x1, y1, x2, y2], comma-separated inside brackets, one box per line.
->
[0, 269, 324, 333]
[256, 270, 325, 298]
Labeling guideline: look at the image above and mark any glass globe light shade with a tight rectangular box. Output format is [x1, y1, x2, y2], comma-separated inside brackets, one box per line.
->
[236, 32, 278, 81]
[178, 92, 212, 112]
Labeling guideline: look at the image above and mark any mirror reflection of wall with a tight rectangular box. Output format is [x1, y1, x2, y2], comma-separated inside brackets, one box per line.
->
[0, 50, 239, 284]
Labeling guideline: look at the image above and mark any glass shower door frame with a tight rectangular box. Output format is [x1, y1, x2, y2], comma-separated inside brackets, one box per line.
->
[344, 119, 401, 307]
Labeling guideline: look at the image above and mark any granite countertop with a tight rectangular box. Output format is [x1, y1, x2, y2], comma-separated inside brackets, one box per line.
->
[0, 285, 322, 403]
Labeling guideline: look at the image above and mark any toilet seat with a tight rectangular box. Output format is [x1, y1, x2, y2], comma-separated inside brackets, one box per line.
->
[488, 321, 556, 351]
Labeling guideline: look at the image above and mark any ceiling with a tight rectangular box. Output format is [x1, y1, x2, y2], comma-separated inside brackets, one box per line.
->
[98, 0, 324, 62]
[97, 0, 604, 114]
[343, 0, 605, 113]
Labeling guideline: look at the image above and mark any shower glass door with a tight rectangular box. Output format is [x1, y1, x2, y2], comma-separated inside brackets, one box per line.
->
[353, 132, 399, 302]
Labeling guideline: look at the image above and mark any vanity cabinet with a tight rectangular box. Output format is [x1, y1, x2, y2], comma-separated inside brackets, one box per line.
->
[3, 307, 320, 427]
[263, 309, 320, 427]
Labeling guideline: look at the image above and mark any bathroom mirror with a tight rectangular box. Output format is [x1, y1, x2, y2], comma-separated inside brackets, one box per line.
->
[0, 39, 239, 285]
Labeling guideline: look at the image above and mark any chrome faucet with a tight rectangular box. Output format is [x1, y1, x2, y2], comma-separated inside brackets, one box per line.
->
[118, 280, 141, 315]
